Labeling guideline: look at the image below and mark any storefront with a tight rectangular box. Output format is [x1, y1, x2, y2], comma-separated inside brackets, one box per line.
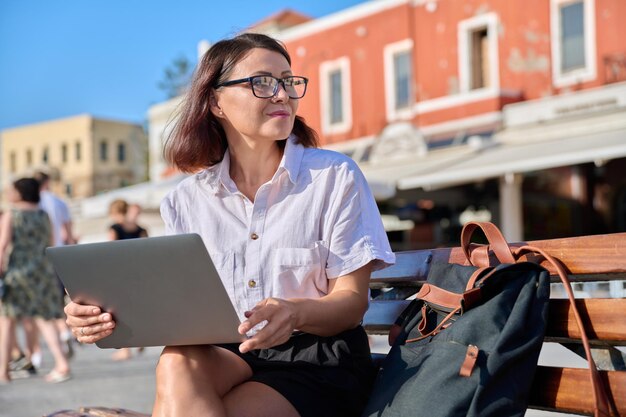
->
[358, 82, 626, 249]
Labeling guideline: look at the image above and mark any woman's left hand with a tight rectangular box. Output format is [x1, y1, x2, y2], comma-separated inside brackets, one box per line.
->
[238, 297, 298, 353]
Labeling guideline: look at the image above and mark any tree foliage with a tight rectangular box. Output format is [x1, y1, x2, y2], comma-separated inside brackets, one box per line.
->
[158, 55, 193, 99]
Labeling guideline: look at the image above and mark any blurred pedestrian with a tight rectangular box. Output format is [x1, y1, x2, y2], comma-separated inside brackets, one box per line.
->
[127, 203, 148, 235]
[108, 199, 148, 361]
[33, 170, 78, 365]
[0, 178, 71, 383]
[34, 171, 77, 246]
[108, 199, 148, 241]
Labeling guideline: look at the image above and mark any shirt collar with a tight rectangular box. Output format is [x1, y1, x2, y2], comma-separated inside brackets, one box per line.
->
[278, 134, 304, 185]
[216, 149, 239, 193]
[204, 134, 305, 193]
[202, 150, 233, 194]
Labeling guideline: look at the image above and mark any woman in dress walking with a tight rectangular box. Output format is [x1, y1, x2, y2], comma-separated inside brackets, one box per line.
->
[0, 177, 71, 383]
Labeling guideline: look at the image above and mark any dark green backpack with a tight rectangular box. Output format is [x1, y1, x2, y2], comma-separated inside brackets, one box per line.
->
[362, 222, 551, 417]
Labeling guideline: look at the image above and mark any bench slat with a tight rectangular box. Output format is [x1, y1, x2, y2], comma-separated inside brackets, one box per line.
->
[547, 299, 626, 343]
[529, 366, 626, 416]
[364, 299, 626, 343]
[363, 300, 410, 332]
[371, 232, 626, 284]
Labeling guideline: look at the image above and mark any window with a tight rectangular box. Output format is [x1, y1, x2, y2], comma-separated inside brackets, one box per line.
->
[384, 39, 414, 121]
[319, 57, 352, 135]
[10, 152, 16, 173]
[551, 0, 596, 87]
[100, 140, 108, 161]
[561, 2, 585, 72]
[329, 70, 343, 124]
[26, 149, 33, 167]
[470, 28, 489, 89]
[75, 141, 81, 162]
[61, 144, 68, 163]
[394, 52, 412, 108]
[117, 142, 126, 163]
[42, 147, 49, 164]
[458, 13, 500, 93]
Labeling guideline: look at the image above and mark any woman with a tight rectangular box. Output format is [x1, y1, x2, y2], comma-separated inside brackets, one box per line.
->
[64, 33, 394, 416]
[108, 199, 148, 242]
[0, 178, 71, 383]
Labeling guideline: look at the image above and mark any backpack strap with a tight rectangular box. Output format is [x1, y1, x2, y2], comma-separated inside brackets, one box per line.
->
[461, 222, 515, 265]
[406, 306, 462, 344]
[513, 245, 615, 417]
[415, 283, 462, 310]
[388, 298, 424, 346]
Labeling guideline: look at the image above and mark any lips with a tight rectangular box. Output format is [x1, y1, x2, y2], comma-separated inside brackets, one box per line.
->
[268, 111, 291, 117]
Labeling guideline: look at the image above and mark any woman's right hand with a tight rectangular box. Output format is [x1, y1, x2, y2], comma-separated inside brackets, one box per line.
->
[64, 301, 116, 344]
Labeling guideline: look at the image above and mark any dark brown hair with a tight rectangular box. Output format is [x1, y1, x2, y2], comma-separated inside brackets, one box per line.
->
[13, 178, 40, 203]
[109, 199, 129, 216]
[164, 33, 318, 173]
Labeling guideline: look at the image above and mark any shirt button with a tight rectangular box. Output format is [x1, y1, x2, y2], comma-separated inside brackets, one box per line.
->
[250, 233, 259, 240]
[248, 279, 257, 288]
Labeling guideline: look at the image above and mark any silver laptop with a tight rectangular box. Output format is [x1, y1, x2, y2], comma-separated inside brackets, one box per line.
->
[47, 233, 245, 349]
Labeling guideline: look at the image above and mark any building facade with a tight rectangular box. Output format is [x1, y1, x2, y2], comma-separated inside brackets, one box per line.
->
[260, 0, 626, 248]
[147, 0, 626, 251]
[1, 114, 148, 199]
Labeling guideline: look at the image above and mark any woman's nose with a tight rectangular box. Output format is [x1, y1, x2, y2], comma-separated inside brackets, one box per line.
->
[271, 81, 290, 102]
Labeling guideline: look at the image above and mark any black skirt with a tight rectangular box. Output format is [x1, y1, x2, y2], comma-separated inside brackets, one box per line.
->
[218, 326, 376, 417]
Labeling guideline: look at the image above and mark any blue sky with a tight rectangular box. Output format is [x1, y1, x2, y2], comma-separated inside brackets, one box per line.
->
[0, 0, 365, 131]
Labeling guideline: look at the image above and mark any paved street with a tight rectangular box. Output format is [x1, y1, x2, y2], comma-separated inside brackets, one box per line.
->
[1, 332, 602, 417]
[0, 339, 160, 417]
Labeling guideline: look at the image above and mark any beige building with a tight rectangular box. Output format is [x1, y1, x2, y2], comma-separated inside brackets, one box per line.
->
[1, 114, 148, 198]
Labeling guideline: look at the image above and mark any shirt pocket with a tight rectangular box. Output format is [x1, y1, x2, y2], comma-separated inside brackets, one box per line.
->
[271, 241, 329, 297]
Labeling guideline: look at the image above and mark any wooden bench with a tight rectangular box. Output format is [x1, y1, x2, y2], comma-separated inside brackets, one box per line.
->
[47, 232, 626, 417]
[364, 232, 626, 416]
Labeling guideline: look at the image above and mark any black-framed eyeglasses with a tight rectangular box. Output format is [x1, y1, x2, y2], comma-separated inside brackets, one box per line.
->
[215, 75, 308, 99]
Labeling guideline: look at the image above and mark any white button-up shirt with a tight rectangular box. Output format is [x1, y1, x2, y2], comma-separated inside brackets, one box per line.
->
[161, 135, 395, 322]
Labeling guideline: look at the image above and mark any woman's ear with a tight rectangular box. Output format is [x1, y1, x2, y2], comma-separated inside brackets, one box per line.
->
[209, 92, 224, 118]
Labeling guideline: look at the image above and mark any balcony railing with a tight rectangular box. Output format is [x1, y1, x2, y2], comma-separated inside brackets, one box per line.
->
[604, 53, 626, 84]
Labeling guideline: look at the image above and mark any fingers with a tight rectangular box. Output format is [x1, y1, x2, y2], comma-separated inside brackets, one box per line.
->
[238, 299, 269, 334]
[74, 321, 116, 344]
[64, 301, 116, 344]
[239, 321, 290, 353]
[238, 298, 296, 353]
[64, 301, 101, 317]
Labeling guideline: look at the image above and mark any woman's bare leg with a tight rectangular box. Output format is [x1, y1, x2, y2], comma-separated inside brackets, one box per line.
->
[224, 381, 300, 417]
[112, 347, 132, 361]
[0, 316, 16, 381]
[21, 318, 40, 362]
[34, 318, 70, 376]
[152, 345, 253, 417]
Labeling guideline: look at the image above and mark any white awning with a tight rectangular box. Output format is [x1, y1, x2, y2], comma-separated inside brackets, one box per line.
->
[397, 126, 626, 190]
[361, 141, 486, 192]
[360, 109, 626, 194]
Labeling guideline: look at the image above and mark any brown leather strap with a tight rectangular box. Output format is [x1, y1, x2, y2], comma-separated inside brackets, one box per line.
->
[406, 306, 461, 344]
[461, 222, 515, 265]
[416, 283, 463, 310]
[417, 305, 428, 333]
[513, 245, 614, 417]
[459, 344, 479, 377]
[465, 266, 491, 290]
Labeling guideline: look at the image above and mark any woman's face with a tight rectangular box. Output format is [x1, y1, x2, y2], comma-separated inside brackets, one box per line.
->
[212, 48, 299, 146]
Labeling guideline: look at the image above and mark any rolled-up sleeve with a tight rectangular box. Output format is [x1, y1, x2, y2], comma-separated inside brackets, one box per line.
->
[325, 160, 395, 278]
[160, 191, 187, 236]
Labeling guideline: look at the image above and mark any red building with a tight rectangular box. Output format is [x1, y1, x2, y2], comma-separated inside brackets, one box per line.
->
[248, 0, 626, 251]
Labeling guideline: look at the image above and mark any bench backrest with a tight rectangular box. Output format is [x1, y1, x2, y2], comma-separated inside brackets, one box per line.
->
[364, 232, 626, 416]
